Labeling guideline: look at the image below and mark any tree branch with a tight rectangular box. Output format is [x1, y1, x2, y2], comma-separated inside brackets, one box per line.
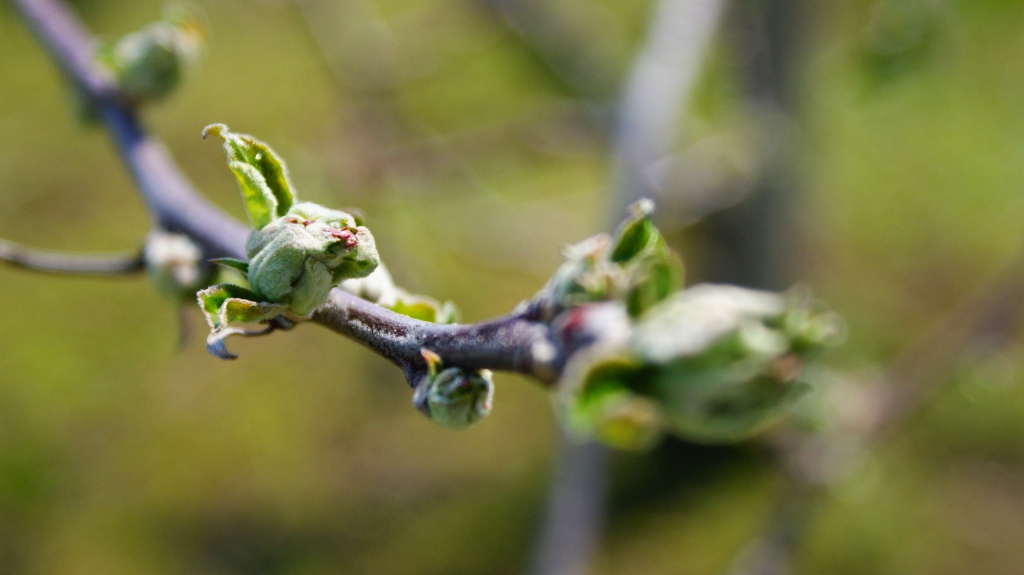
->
[312, 292, 557, 383]
[0, 237, 145, 276]
[9, 0, 561, 382]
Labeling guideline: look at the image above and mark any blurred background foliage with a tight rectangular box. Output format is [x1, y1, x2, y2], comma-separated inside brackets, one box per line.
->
[2, 0, 1024, 573]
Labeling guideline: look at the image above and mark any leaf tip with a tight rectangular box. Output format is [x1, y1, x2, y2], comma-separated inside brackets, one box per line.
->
[202, 123, 227, 140]
[630, 198, 655, 218]
[205, 330, 238, 360]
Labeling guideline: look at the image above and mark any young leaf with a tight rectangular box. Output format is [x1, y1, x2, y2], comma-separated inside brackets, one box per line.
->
[390, 294, 460, 324]
[211, 258, 249, 275]
[609, 199, 656, 264]
[203, 124, 296, 228]
[197, 283, 284, 330]
[197, 283, 289, 359]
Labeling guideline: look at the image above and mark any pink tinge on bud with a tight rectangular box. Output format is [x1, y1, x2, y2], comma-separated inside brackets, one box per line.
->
[325, 226, 358, 248]
[284, 216, 315, 226]
[555, 302, 632, 354]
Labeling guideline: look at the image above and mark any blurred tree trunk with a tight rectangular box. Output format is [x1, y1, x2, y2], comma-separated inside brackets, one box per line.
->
[695, 0, 807, 291]
[531, 2, 729, 574]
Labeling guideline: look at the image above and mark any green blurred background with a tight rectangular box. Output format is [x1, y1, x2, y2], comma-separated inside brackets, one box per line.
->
[3, 0, 1024, 573]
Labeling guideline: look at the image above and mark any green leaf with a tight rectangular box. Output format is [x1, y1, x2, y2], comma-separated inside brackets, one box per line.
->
[198, 283, 256, 329]
[203, 124, 296, 228]
[196, 283, 285, 330]
[558, 355, 664, 451]
[390, 295, 460, 324]
[211, 258, 249, 275]
[609, 199, 656, 264]
[625, 253, 683, 317]
[197, 283, 289, 360]
[391, 299, 442, 323]
[221, 297, 288, 326]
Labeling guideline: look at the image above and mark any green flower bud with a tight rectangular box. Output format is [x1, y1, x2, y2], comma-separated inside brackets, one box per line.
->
[555, 284, 843, 447]
[560, 355, 664, 451]
[631, 285, 842, 442]
[413, 350, 493, 429]
[144, 229, 212, 302]
[245, 202, 379, 317]
[197, 123, 383, 356]
[97, 8, 204, 104]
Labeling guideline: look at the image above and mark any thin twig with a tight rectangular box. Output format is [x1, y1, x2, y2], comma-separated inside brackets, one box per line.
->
[0, 237, 145, 276]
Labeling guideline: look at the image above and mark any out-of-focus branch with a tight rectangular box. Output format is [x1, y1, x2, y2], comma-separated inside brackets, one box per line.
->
[0, 237, 145, 276]
[529, 437, 610, 575]
[11, 0, 249, 259]
[687, 3, 812, 573]
[611, 0, 728, 214]
[530, 3, 729, 575]
[724, 0, 1024, 558]
[873, 253, 1024, 438]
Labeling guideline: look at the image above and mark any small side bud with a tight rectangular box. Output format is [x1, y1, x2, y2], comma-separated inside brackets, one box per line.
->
[144, 229, 212, 302]
[97, 7, 204, 105]
[413, 352, 494, 430]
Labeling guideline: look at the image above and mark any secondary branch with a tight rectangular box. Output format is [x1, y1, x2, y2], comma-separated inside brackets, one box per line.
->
[0, 238, 145, 276]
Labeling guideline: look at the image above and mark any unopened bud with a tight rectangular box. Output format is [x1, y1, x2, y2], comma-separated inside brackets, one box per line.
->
[144, 229, 210, 302]
[98, 8, 204, 104]
[413, 350, 493, 429]
[245, 202, 378, 317]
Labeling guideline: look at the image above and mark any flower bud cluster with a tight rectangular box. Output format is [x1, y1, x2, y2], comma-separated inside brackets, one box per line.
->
[245, 202, 378, 317]
[196, 125, 380, 358]
[557, 285, 844, 450]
